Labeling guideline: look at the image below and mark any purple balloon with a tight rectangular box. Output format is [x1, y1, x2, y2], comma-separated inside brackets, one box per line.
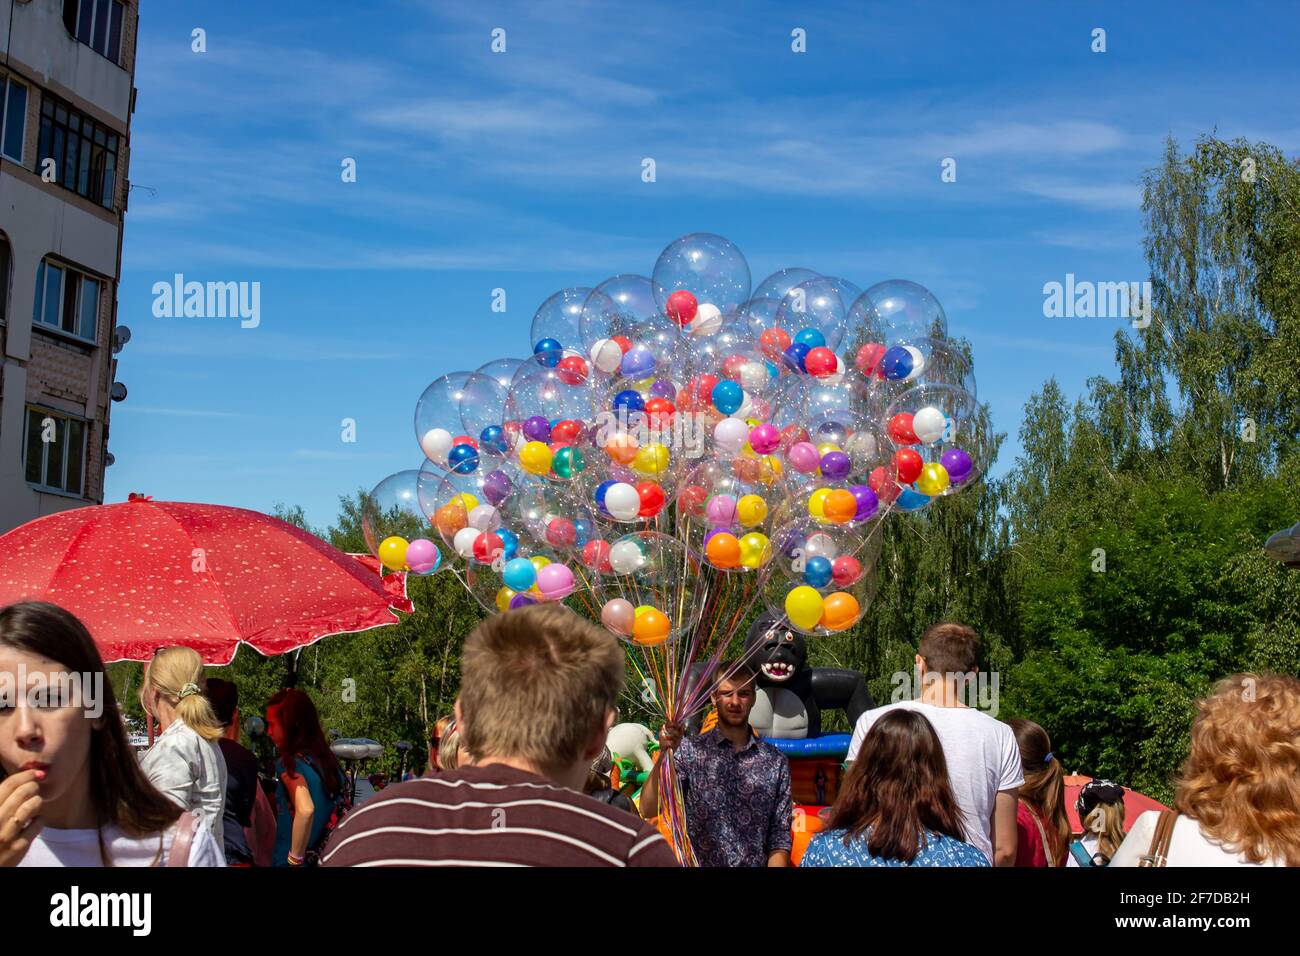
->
[483, 469, 514, 507]
[941, 447, 974, 484]
[523, 416, 552, 443]
[620, 347, 656, 378]
[850, 484, 878, 521]
[649, 378, 676, 400]
[820, 451, 851, 480]
[508, 593, 538, 610]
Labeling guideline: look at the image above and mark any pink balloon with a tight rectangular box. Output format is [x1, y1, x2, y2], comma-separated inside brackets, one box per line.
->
[788, 441, 820, 474]
[405, 538, 440, 574]
[705, 493, 738, 527]
[536, 563, 575, 599]
[748, 423, 780, 455]
[601, 598, 635, 635]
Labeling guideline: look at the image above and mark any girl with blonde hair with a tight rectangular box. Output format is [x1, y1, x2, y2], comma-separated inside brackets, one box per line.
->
[139, 646, 228, 853]
[1112, 673, 1300, 867]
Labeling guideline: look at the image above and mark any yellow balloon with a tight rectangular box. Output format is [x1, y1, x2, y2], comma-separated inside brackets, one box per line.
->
[496, 586, 516, 612]
[455, 493, 479, 513]
[785, 585, 825, 631]
[816, 442, 842, 458]
[530, 555, 552, 572]
[759, 455, 783, 484]
[378, 535, 410, 571]
[520, 440, 553, 475]
[808, 487, 831, 519]
[739, 532, 771, 569]
[916, 462, 951, 496]
[632, 442, 671, 476]
[736, 494, 768, 528]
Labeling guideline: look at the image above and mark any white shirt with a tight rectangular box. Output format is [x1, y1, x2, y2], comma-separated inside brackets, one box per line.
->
[19, 820, 224, 867]
[847, 700, 1023, 863]
[1109, 810, 1285, 867]
[139, 719, 228, 853]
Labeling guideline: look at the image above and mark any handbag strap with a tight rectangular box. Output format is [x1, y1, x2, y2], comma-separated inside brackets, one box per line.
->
[1139, 810, 1178, 867]
[1021, 799, 1056, 867]
[167, 812, 198, 868]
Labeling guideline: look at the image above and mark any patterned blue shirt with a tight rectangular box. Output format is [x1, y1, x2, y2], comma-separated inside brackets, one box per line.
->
[675, 729, 793, 867]
[801, 827, 990, 868]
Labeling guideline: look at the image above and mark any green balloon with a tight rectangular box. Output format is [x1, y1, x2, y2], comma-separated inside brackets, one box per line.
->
[553, 445, 586, 479]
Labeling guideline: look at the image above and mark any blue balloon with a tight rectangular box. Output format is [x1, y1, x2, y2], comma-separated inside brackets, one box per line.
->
[573, 519, 593, 547]
[447, 443, 479, 474]
[594, 479, 617, 515]
[612, 389, 646, 415]
[479, 425, 508, 455]
[502, 557, 537, 592]
[533, 338, 563, 368]
[794, 327, 826, 350]
[620, 347, 656, 379]
[895, 488, 931, 512]
[783, 342, 811, 373]
[711, 379, 743, 415]
[803, 555, 833, 588]
[497, 528, 519, 560]
[879, 346, 914, 381]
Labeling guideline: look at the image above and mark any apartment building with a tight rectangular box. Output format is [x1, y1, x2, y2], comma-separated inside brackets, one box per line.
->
[0, 0, 138, 534]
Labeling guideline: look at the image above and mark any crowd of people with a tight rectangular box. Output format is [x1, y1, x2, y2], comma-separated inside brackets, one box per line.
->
[1, 600, 1297, 868]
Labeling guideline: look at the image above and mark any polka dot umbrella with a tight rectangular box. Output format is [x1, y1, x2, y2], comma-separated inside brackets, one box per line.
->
[0, 495, 413, 664]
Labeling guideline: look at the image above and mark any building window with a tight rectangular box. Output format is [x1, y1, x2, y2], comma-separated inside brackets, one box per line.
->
[0, 75, 27, 163]
[24, 408, 88, 496]
[62, 0, 125, 65]
[37, 94, 119, 209]
[33, 259, 100, 342]
[0, 235, 10, 322]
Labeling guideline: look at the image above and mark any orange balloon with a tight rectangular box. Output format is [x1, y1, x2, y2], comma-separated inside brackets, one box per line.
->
[606, 433, 639, 465]
[705, 532, 742, 569]
[820, 592, 861, 631]
[632, 607, 671, 646]
[435, 504, 466, 537]
[823, 489, 858, 524]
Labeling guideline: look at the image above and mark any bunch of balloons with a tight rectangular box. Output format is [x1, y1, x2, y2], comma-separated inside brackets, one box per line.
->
[361, 233, 983, 642]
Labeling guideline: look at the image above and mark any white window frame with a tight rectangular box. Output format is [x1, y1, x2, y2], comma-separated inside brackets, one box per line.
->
[23, 406, 90, 498]
[0, 74, 27, 164]
[33, 258, 100, 344]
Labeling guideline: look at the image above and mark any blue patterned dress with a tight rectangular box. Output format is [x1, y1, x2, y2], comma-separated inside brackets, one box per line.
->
[801, 827, 990, 867]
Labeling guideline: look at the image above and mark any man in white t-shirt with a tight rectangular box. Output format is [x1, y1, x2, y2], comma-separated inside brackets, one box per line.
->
[847, 622, 1022, 865]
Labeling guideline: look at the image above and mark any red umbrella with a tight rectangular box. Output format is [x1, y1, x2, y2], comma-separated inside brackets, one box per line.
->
[1063, 774, 1170, 835]
[0, 495, 413, 664]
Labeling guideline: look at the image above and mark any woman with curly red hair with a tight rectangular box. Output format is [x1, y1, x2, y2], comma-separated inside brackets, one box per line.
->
[1111, 673, 1300, 867]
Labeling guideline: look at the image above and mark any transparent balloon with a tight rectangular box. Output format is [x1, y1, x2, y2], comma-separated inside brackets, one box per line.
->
[588, 530, 692, 647]
[764, 517, 884, 636]
[652, 233, 752, 335]
[503, 355, 598, 483]
[459, 363, 525, 466]
[677, 457, 781, 572]
[772, 275, 854, 358]
[530, 287, 592, 358]
[851, 279, 948, 349]
[884, 384, 987, 498]
[414, 371, 476, 474]
[503, 475, 598, 558]
[361, 469, 444, 575]
[751, 267, 820, 305]
[581, 457, 675, 528]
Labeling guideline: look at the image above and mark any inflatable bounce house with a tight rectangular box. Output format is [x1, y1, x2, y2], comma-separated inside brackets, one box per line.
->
[607, 613, 874, 865]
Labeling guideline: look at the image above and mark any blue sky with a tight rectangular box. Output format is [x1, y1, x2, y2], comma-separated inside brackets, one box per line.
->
[107, 0, 1300, 529]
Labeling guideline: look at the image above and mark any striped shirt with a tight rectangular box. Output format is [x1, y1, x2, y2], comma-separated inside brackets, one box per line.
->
[320, 764, 678, 867]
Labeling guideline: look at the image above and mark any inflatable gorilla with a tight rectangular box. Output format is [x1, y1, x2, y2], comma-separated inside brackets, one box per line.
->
[744, 613, 874, 739]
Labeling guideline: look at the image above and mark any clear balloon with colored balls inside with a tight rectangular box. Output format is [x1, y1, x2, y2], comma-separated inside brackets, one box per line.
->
[883, 382, 983, 499]
[764, 516, 884, 636]
[458, 362, 527, 467]
[418, 457, 524, 580]
[414, 371, 478, 476]
[502, 475, 598, 561]
[582, 458, 674, 528]
[530, 287, 592, 362]
[589, 530, 691, 648]
[652, 233, 752, 337]
[503, 354, 598, 483]
[771, 276, 855, 367]
[581, 279, 689, 383]
[850, 279, 948, 350]
[677, 457, 781, 573]
[361, 469, 444, 576]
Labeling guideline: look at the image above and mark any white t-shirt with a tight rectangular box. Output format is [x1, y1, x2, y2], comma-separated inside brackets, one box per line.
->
[1109, 810, 1284, 867]
[846, 700, 1023, 863]
[139, 719, 227, 854]
[18, 820, 224, 867]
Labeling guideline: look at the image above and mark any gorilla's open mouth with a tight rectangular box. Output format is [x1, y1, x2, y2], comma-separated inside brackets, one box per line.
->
[760, 661, 795, 682]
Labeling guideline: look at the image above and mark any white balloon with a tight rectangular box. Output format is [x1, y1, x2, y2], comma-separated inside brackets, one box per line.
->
[421, 428, 452, 463]
[688, 302, 723, 336]
[737, 392, 754, 418]
[604, 482, 641, 521]
[590, 338, 623, 375]
[804, 532, 839, 561]
[738, 359, 768, 392]
[912, 406, 948, 445]
[453, 527, 480, 559]
[902, 346, 926, 382]
[468, 504, 500, 532]
[825, 353, 846, 385]
[609, 539, 644, 574]
[845, 430, 879, 461]
[714, 417, 748, 454]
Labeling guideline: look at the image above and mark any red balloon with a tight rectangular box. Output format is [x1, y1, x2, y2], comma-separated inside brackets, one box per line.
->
[804, 347, 837, 378]
[643, 397, 676, 429]
[557, 355, 589, 386]
[551, 419, 584, 444]
[545, 518, 576, 548]
[893, 449, 923, 484]
[666, 289, 698, 326]
[855, 343, 886, 378]
[888, 412, 919, 446]
[582, 539, 612, 573]
[870, 465, 902, 503]
[451, 434, 479, 450]
[678, 484, 707, 518]
[760, 327, 792, 362]
[472, 532, 503, 564]
[779, 424, 811, 452]
[637, 481, 666, 517]
[502, 421, 522, 446]
[832, 555, 862, 587]
[732, 458, 760, 482]
[721, 353, 749, 381]
[691, 374, 720, 403]
[611, 335, 633, 354]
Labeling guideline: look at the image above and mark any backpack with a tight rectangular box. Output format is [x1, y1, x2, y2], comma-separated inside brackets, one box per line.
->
[283, 753, 350, 866]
